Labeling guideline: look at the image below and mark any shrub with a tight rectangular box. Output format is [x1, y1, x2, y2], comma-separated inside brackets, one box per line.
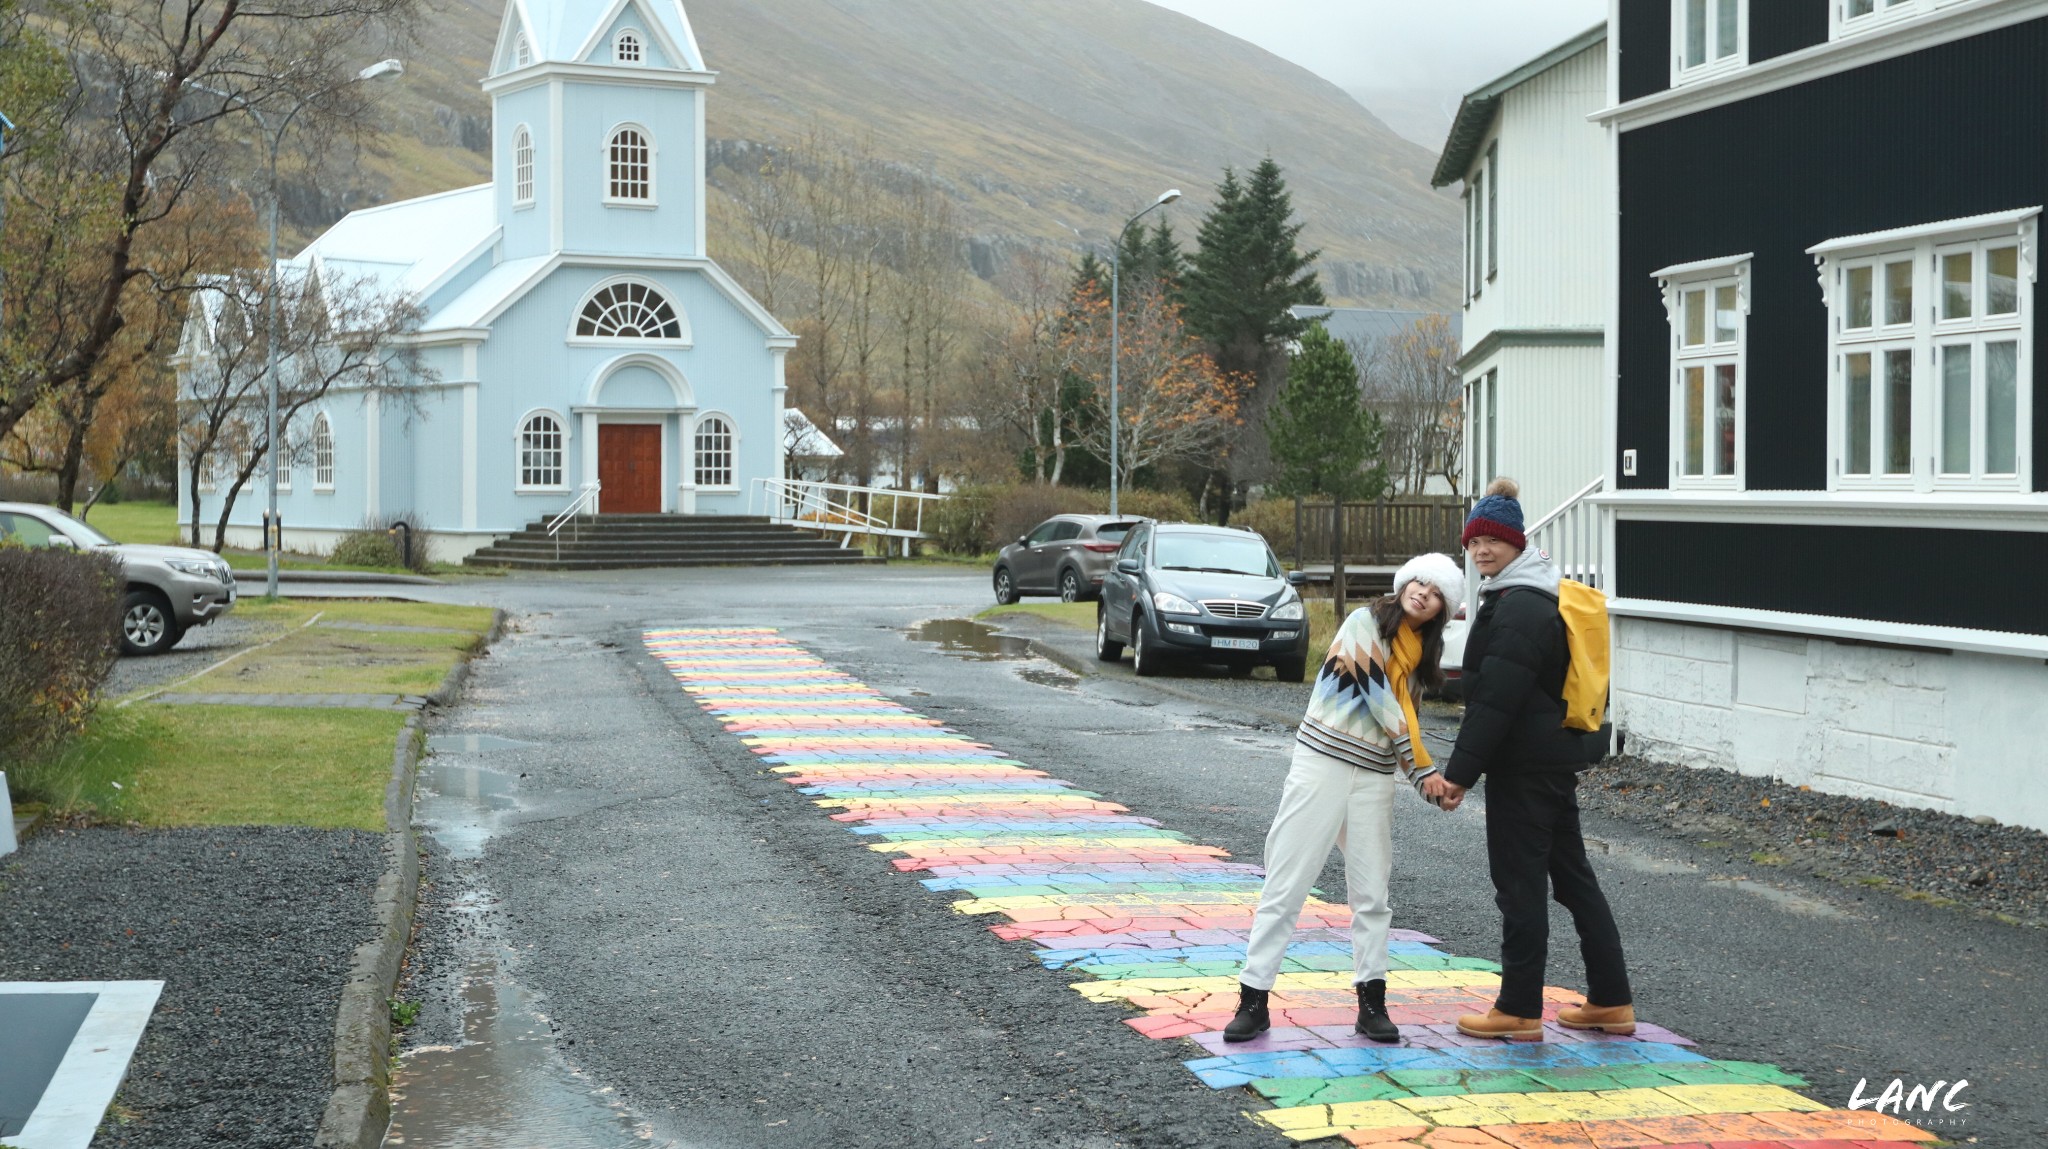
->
[927, 484, 998, 556]
[332, 514, 436, 572]
[1112, 487, 1198, 526]
[1234, 497, 1300, 559]
[0, 546, 121, 764]
[987, 485, 1104, 551]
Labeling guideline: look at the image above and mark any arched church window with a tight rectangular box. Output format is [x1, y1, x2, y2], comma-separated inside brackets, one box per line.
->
[575, 281, 683, 339]
[694, 415, 735, 488]
[606, 126, 652, 201]
[313, 414, 335, 489]
[513, 32, 532, 68]
[615, 29, 643, 64]
[519, 412, 565, 487]
[513, 125, 535, 205]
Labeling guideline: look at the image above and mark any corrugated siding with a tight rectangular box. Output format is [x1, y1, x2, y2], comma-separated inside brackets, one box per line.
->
[1618, 18, 2048, 493]
[1751, 0, 1829, 62]
[1495, 44, 1612, 332]
[1466, 344, 1606, 521]
[1617, 0, 1670, 102]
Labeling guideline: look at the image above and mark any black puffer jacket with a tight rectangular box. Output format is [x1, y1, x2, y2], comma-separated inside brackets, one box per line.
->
[1444, 583, 1587, 787]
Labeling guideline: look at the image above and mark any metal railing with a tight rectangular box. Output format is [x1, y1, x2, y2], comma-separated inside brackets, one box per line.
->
[547, 482, 601, 561]
[751, 478, 946, 556]
[1527, 475, 1608, 590]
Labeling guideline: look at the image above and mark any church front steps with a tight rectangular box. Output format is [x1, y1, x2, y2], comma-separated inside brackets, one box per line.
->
[463, 514, 888, 571]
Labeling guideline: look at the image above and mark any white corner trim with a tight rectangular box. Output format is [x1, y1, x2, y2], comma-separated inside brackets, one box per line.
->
[1595, 0, 2048, 130]
[1806, 206, 2042, 257]
[1651, 252, 1755, 281]
[1596, 488, 2048, 530]
[2, 981, 164, 1149]
[1610, 597, 2048, 660]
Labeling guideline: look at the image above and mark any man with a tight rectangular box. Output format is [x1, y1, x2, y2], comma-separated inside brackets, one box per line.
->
[1423, 478, 1636, 1041]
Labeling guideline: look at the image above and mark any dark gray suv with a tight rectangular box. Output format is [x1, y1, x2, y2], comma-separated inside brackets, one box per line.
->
[993, 514, 1142, 604]
[1094, 521, 1312, 680]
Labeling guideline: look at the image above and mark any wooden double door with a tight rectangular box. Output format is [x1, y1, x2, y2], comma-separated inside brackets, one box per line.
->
[598, 424, 663, 514]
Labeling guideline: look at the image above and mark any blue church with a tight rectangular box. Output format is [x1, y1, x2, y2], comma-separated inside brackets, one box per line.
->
[178, 0, 795, 561]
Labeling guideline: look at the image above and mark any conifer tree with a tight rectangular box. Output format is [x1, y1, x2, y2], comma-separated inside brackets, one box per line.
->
[1267, 323, 1385, 615]
[1183, 159, 1326, 377]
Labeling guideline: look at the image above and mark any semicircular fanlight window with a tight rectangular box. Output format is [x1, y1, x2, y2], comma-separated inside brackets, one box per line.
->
[575, 281, 683, 339]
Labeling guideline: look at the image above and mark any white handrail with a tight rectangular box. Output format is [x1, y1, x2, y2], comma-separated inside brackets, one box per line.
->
[752, 477, 946, 553]
[1527, 474, 1609, 592]
[548, 482, 601, 560]
[1527, 475, 1607, 537]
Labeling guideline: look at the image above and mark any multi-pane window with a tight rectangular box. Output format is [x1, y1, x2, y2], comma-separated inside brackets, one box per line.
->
[1812, 211, 2034, 491]
[513, 32, 532, 68]
[313, 414, 334, 490]
[1833, 0, 1958, 38]
[1469, 171, 1485, 300]
[1485, 143, 1499, 282]
[694, 415, 735, 488]
[615, 29, 642, 63]
[1656, 257, 1750, 487]
[513, 125, 534, 206]
[607, 126, 652, 202]
[575, 280, 684, 339]
[519, 412, 566, 488]
[1673, 0, 1743, 82]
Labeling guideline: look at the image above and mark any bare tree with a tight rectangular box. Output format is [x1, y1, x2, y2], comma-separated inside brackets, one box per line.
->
[1065, 276, 1244, 491]
[1351, 313, 1462, 496]
[975, 250, 1080, 484]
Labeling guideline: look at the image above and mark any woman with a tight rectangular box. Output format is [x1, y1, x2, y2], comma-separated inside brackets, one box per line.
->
[1225, 552, 1464, 1044]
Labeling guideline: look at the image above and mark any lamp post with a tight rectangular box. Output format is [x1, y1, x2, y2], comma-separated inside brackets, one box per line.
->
[1108, 187, 1180, 517]
[238, 60, 403, 597]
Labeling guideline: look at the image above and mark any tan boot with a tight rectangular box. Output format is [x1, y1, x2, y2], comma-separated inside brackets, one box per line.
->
[1455, 1008, 1544, 1041]
[1556, 1002, 1637, 1035]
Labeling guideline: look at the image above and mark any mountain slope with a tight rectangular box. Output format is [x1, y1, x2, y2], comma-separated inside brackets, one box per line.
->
[345, 0, 1459, 307]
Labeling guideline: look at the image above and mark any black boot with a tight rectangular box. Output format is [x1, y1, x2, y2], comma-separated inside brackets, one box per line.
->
[1223, 983, 1270, 1043]
[1355, 979, 1399, 1043]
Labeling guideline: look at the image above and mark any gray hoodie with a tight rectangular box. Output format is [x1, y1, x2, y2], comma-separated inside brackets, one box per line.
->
[1482, 544, 1560, 599]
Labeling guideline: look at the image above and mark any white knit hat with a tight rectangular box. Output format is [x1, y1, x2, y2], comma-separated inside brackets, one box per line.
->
[1393, 552, 1465, 615]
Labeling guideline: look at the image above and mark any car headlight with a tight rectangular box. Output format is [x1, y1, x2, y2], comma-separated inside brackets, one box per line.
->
[1152, 591, 1199, 615]
[1270, 601, 1305, 621]
[166, 559, 216, 577]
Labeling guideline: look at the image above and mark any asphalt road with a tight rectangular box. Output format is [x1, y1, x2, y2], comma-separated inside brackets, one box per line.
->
[382, 565, 2045, 1147]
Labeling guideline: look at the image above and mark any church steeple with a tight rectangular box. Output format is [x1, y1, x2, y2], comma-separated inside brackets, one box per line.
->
[482, 0, 714, 260]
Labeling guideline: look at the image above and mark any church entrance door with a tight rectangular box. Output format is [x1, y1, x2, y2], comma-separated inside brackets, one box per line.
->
[598, 424, 662, 514]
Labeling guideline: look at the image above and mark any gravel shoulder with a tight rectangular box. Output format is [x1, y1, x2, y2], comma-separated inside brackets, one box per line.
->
[104, 611, 297, 698]
[0, 826, 384, 1148]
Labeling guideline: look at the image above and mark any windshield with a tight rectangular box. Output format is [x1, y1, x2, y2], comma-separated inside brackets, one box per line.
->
[1154, 532, 1278, 578]
[41, 508, 116, 548]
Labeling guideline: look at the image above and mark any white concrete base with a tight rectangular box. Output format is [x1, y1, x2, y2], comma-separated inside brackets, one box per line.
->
[1612, 616, 2048, 834]
[189, 523, 506, 565]
[1, 771, 16, 856]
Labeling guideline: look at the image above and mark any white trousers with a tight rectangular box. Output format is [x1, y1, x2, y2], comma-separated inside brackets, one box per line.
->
[1240, 742, 1395, 990]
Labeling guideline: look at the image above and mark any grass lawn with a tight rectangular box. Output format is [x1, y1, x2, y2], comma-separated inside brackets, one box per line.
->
[14, 599, 494, 828]
[79, 500, 486, 577]
[980, 597, 1344, 666]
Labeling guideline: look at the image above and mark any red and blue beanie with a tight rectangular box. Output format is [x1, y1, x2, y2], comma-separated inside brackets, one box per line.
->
[1462, 488, 1526, 550]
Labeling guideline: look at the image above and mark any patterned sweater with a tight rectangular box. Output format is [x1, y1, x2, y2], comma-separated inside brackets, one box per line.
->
[1296, 609, 1439, 796]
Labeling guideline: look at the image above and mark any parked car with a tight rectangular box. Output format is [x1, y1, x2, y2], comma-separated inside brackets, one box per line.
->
[992, 514, 1143, 604]
[1094, 521, 1313, 680]
[0, 501, 236, 656]
[1435, 611, 1471, 701]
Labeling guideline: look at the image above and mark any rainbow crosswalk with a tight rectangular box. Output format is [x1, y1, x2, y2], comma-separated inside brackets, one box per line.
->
[645, 628, 1937, 1149]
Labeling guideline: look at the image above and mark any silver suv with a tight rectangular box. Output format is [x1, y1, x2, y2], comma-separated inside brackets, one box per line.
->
[0, 501, 236, 655]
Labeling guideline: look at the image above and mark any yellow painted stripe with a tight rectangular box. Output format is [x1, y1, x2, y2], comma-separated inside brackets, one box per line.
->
[1072, 970, 1495, 1001]
[1254, 1083, 1829, 1140]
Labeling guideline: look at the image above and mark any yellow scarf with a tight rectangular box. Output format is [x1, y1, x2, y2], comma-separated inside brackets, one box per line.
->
[1387, 622, 1431, 768]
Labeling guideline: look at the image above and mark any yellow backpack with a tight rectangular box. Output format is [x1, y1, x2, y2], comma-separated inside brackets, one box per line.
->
[1554, 580, 1610, 733]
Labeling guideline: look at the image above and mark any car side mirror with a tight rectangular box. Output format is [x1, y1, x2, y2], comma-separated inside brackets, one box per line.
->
[1116, 558, 1141, 575]
[1287, 570, 1309, 587]
[1017, 536, 1031, 547]
[49, 535, 77, 551]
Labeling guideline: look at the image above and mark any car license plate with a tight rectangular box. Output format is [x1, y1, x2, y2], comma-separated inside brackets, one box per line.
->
[1211, 636, 1260, 651]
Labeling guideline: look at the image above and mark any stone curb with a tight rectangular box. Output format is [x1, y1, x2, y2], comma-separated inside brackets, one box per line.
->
[230, 569, 447, 586]
[312, 606, 507, 1149]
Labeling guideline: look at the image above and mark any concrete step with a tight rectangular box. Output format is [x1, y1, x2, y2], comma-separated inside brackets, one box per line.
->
[470, 544, 859, 562]
[468, 553, 885, 571]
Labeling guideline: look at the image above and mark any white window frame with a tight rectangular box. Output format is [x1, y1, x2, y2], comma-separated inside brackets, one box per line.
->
[1468, 170, 1484, 300]
[1656, 254, 1751, 489]
[312, 413, 335, 492]
[1671, 0, 1747, 86]
[604, 123, 656, 206]
[614, 27, 643, 64]
[513, 31, 532, 68]
[568, 276, 691, 346]
[1810, 208, 2037, 494]
[1831, 0, 1964, 40]
[274, 447, 292, 493]
[512, 124, 535, 207]
[1485, 142, 1499, 283]
[692, 412, 738, 490]
[516, 409, 570, 492]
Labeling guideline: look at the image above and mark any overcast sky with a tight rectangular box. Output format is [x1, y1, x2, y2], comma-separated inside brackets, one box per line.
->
[1144, 0, 1606, 147]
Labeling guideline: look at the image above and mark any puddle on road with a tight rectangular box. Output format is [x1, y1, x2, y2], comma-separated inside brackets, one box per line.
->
[427, 733, 540, 753]
[415, 760, 522, 861]
[385, 957, 664, 1148]
[906, 617, 1081, 690]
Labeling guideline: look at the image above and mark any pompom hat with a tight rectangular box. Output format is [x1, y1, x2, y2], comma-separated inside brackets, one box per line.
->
[1393, 552, 1465, 614]
[1462, 477, 1527, 550]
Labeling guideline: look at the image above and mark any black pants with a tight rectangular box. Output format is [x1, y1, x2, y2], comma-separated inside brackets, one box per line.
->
[1483, 770, 1632, 1019]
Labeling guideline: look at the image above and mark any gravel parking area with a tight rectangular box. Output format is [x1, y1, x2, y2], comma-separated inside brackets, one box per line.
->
[105, 611, 296, 698]
[1581, 755, 2048, 927]
[0, 825, 383, 1147]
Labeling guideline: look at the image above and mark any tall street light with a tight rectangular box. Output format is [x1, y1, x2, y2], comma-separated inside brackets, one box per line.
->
[1109, 188, 1180, 517]
[237, 59, 403, 597]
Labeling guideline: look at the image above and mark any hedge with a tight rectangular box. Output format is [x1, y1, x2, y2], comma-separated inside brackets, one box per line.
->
[0, 546, 121, 764]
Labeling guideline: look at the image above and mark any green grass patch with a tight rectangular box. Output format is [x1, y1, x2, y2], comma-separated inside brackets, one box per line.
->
[979, 601, 1096, 627]
[192, 602, 493, 696]
[1750, 852, 1788, 866]
[76, 500, 479, 576]
[9, 704, 406, 829]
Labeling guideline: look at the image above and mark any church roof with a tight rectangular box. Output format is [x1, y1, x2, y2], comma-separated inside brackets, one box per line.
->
[502, 0, 705, 71]
[286, 185, 497, 307]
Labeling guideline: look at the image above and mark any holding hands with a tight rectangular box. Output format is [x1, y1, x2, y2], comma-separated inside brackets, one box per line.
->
[1423, 774, 1468, 812]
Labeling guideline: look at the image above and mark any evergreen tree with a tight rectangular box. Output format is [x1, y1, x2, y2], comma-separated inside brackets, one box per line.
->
[1072, 251, 1110, 300]
[1146, 219, 1187, 296]
[1267, 323, 1386, 615]
[1183, 159, 1326, 376]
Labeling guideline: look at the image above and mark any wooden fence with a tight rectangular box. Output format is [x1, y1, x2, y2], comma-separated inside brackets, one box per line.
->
[1289, 498, 1470, 568]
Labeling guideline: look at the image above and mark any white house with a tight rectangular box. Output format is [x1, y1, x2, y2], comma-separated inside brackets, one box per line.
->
[1430, 24, 1611, 523]
[176, 0, 795, 562]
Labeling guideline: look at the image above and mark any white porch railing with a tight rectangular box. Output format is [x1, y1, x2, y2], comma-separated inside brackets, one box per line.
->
[547, 482, 601, 561]
[1528, 475, 1608, 590]
[751, 478, 946, 555]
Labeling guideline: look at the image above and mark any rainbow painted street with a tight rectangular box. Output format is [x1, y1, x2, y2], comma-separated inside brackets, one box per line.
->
[644, 627, 1937, 1149]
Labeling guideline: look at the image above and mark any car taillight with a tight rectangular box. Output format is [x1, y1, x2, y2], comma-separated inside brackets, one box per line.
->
[1082, 542, 1121, 553]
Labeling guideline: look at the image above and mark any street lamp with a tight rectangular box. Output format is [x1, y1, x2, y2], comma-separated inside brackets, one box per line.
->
[237, 59, 403, 597]
[1109, 187, 1180, 517]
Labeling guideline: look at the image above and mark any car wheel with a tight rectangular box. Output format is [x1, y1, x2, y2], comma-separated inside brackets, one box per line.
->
[1274, 656, 1309, 683]
[993, 566, 1019, 606]
[1133, 613, 1166, 678]
[120, 589, 181, 656]
[1095, 606, 1124, 662]
[1059, 568, 1083, 603]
